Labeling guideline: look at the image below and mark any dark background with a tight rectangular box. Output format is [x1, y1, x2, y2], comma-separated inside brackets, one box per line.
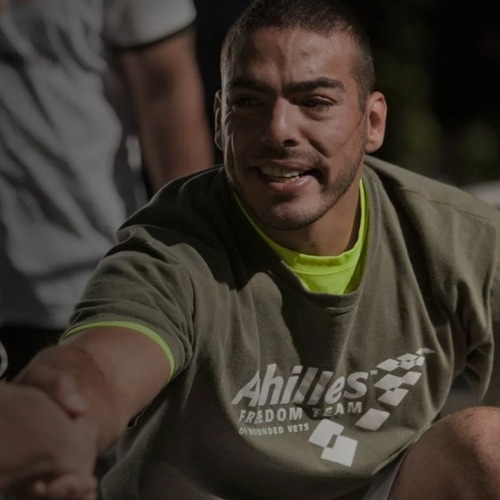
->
[194, 0, 500, 188]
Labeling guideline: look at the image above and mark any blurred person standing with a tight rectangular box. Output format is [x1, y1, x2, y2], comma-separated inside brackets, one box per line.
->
[0, 0, 214, 380]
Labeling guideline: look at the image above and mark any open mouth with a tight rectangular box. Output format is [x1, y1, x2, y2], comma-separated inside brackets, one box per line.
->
[259, 166, 318, 183]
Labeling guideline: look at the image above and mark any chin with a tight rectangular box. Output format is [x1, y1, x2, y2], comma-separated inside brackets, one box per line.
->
[258, 205, 327, 231]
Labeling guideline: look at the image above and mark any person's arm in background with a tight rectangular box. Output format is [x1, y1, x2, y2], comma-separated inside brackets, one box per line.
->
[121, 26, 215, 192]
[0, 382, 97, 499]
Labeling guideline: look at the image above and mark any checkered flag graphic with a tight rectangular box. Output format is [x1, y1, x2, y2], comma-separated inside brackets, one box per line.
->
[308, 419, 358, 466]
[308, 348, 435, 466]
[354, 348, 435, 432]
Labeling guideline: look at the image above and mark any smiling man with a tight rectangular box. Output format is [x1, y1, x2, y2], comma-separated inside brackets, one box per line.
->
[215, 12, 386, 256]
[11, 1, 500, 499]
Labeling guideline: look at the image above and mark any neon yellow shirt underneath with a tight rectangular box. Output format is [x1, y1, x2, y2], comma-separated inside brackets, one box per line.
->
[237, 180, 369, 295]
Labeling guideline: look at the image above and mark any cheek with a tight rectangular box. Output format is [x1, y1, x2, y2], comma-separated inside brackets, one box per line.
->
[308, 129, 342, 157]
[225, 110, 264, 138]
[312, 120, 366, 156]
[223, 121, 254, 156]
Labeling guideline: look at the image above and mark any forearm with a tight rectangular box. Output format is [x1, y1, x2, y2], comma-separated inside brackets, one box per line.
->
[138, 84, 214, 190]
[14, 327, 170, 454]
[122, 28, 214, 192]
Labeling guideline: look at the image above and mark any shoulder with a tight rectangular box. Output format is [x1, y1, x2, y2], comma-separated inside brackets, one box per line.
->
[115, 166, 240, 265]
[364, 156, 500, 307]
[364, 155, 500, 230]
[126, 166, 229, 231]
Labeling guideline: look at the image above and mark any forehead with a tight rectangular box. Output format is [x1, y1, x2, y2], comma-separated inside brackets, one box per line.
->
[224, 27, 356, 88]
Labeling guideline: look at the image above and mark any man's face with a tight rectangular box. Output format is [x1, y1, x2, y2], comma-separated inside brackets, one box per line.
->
[215, 27, 386, 235]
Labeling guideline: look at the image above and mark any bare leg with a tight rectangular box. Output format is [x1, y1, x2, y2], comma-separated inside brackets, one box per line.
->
[390, 407, 500, 499]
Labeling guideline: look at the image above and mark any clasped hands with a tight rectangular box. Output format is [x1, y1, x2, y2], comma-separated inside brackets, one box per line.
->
[1, 363, 99, 500]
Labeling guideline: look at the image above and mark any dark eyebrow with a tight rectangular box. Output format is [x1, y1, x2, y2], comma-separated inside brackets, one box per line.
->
[285, 77, 345, 94]
[225, 76, 270, 93]
[225, 76, 345, 94]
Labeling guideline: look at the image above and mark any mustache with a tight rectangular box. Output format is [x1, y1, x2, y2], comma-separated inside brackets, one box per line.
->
[248, 147, 319, 164]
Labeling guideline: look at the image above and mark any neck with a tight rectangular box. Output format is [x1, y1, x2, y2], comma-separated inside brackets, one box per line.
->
[259, 177, 363, 257]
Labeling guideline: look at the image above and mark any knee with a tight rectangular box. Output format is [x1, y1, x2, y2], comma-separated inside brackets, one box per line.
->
[390, 406, 500, 500]
[435, 406, 500, 456]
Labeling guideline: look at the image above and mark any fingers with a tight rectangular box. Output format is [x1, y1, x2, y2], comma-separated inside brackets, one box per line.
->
[32, 474, 97, 500]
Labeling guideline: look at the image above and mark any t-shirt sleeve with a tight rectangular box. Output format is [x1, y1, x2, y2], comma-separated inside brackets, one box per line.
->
[64, 226, 196, 382]
[438, 207, 500, 407]
[104, 0, 196, 49]
[469, 223, 500, 406]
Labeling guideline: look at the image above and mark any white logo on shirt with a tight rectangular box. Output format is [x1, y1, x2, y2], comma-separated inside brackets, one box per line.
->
[232, 348, 435, 467]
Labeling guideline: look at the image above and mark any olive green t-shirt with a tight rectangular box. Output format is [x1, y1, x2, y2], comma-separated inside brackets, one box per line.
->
[65, 156, 500, 500]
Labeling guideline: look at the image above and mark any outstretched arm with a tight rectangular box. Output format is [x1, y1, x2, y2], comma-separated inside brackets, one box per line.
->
[14, 326, 171, 455]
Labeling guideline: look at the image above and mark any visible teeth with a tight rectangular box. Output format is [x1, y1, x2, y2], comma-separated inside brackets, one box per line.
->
[260, 166, 302, 178]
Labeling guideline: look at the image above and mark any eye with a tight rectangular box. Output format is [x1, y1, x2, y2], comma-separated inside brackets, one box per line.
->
[299, 97, 334, 112]
[230, 95, 263, 109]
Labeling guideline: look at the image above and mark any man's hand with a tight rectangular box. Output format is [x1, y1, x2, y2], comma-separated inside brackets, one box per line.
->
[14, 361, 88, 418]
[0, 382, 98, 499]
[14, 474, 97, 500]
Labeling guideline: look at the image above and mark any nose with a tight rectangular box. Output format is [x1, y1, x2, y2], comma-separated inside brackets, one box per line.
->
[260, 98, 301, 148]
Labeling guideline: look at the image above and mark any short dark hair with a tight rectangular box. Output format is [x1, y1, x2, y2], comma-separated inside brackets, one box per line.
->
[220, 0, 375, 104]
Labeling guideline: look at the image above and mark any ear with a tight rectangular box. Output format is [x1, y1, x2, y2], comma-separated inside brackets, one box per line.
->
[214, 90, 223, 152]
[365, 91, 387, 153]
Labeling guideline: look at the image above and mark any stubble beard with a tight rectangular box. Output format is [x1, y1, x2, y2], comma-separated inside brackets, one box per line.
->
[226, 144, 366, 232]
[223, 105, 369, 229]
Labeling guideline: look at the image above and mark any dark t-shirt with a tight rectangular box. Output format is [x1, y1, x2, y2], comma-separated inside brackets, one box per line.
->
[67, 156, 500, 499]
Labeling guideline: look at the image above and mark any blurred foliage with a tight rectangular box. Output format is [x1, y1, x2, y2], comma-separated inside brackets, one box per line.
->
[196, 0, 500, 185]
[350, 0, 500, 185]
